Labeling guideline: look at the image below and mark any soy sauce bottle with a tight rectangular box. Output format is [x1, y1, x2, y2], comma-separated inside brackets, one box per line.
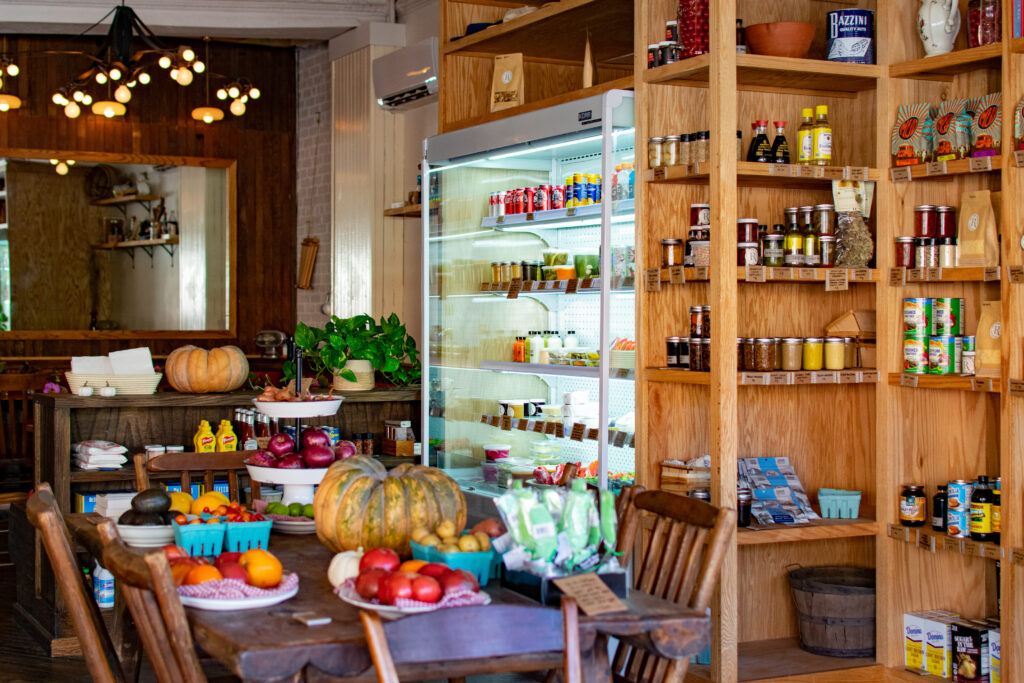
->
[746, 121, 772, 163]
[970, 475, 995, 543]
[770, 121, 790, 164]
[931, 484, 947, 532]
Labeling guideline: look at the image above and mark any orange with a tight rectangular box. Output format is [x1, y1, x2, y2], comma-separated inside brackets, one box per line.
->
[184, 564, 223, 585]
[399, 559, 427, 574]
[239, 548, 283, 588]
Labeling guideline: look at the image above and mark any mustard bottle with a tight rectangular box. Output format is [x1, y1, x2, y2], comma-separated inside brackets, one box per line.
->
[215, 420, 237, 452]
[194, 420, 216, 453]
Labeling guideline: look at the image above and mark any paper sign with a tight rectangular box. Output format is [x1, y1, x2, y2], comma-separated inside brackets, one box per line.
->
[839, 370, 860, 384]
[580, 277, 594, 289]
[1015, 150, 1024, 168]
[525, 212, 534, 222]
[644, 268, 662, 292]
[551, 573, 627, 616]
[480, 415, 489, 424]
[613, 431, 628, 447]
[907, 268, 926, 282]
[890, 167, 912, 182]
[793, 372, 812, 385]
[740, 372, 769, 385]
[1009, 266, 1024, 283]
[769, 372, 792, 385]
[669, 265, 685, 284]
[521, 280, 534, 292]
[1012, 548, 1024, 564]
[888, 524, 908, 541]
[925, 161, 947, 176]
[962, 540, 978, 557]
[1009, 379, 1024, 395]
[544, 422, 557, 435]
[565, 278, 579, 294]
[745, 265, 766, 283]
[500, 281, 510, 291]
[652, 168, 666, 181]
[489, 416, 500, 427]
[982, 543, 1002, 559]
[555, 423, 565, 438]
[811, 371, 838, 384]
[822, 166, 845, 180]
[798, 268, 817, 281]
[769, 267, 793, 280]
[901, 374, 919, 387]
[500, 416, 512, 431]
[850, 268, 871, 282]
[942, 536, 960, 552]
[917, 532, 934, 550]
[889, 268, 907, 286]
[566, 208, 576, 217]
[845, 166, 869, 181]
[507, 279, 522, 299]
[693, 266, 709, 280]
[535, 281, 549, 290]
[969, 156, 993, 172]
[925, 267, 943, 281]
[769, 163, 789, 176]
[517, 419, 529, 431]
[109, 347, 154, 375]
[585, 428, 599, 441]
[861, 370, 880, 382]
[799, 165, 818, 178]
[971, 378, 994, 392]
[570, 423, 585, 442]
[496, 216, 504, 224]
[532, 421, 546, 433]
[480, 283, 492, 292]
[825, 268, 849, 291]
[983, 267, 1000, 281]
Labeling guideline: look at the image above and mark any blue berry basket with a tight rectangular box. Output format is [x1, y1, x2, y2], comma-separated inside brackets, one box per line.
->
[224, 520, 273, 552]
[818, 488, 862, 519]
[172, 520, 226, 557]
[410, 540, 500, 586]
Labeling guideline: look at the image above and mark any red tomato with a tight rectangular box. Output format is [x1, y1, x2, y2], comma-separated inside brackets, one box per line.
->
[355, 568, 391, 600]
[359, 548, 400, 573]
[439, 569, 479, 596]
[162, 544, 189, 561]
[377, 572, 415, 605]
[410, 575, 442, 603]
[218, 562, 249, 582]
[213, 551, 243, 571]
[417, 563, 452, 579]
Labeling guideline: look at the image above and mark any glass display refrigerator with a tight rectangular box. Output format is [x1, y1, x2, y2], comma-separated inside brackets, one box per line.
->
[421, 90, 635, 497]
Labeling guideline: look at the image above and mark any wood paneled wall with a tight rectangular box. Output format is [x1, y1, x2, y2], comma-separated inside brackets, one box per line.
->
[0, 36, 296, 357]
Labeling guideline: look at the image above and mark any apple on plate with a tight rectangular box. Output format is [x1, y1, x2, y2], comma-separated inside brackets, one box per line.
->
[378, 572, 416, 605]
[218, 563, 249, 582]
[410, 575, 442, 603]
[417, 563, 451, 579]
[359, 548, 400, 572]
[355, 568, 391, 600]
[214, 551, 243, 571]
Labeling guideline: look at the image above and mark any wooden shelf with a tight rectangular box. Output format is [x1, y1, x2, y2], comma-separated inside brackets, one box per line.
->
[383, 204, 422, 218]
[889, 156, 1001, 181]
[91, 194, 162, 207]
[888, 266, 1001, 284]
[645, 368, 710, 385]
[644, 53, 880, 95]
[71, 469, 182, 483]
[646, 161, 880, 187]
[888, 373, 999, 393]
[478, 414, 634, 448]
[646, 369, 879, 386]
[687, 637, 879, 682]
[35, 387, 421, 409]
[655, 267, 879, 284]
[93, 236, 179, 250]
[442, 0, 633, 64]
[889, 43, 1002, 79]
[887, 523, 1003, 561]
[739, 518, 879, 546]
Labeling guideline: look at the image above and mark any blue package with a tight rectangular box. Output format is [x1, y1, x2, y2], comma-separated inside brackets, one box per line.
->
[827, 9, 874, 64]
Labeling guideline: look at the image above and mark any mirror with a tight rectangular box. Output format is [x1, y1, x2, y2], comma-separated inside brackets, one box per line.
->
[0, 152, 234, 335]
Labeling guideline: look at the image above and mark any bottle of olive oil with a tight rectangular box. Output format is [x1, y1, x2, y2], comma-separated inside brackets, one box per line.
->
[796, 108, 814, 165]
[770, 121, 790, 164]
[812, 105, 832, 166]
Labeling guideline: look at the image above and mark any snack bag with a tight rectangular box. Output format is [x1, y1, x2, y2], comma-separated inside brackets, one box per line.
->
[958, 190, 998, 267]
[891, 103, 933, 166]
[933, 98, 969, 161]
[971, 92, 1001, 157]
[514, 483, 557, 561]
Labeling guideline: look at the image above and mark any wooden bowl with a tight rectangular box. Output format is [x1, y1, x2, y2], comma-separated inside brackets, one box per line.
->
[745, 22, 815, 59]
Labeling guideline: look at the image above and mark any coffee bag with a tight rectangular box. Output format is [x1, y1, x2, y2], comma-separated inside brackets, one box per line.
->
[891, 103, 932, 166]
[971, 92, 1001, 157]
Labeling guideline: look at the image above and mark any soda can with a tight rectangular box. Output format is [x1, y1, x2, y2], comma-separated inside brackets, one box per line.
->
[928, 335, 961, 374]
[551, 185, 565, 210]
[587, 174, 601, 204]
[565, 175, 575, 208]
[488, 192, 497, 217]
[947, 508, 970, 538]
[962, 335, 976, 352]
[931, 297, 964, 336]
[536, 185, 552, 211]
[512, 188, 524, 214]
[495, 190, 506, 216]
[282, 424, 298, 442]
[523, 187, 536, 213]
[947, 480, 974, 510]
[573, 173, 588, 206]
[503, 190, 514, 216]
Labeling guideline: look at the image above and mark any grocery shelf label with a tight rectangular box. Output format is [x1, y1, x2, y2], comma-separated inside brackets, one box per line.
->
[983, 266, 1000, 281]
[644, 268, 662, 292]
[969, 156, 992, 172]
[971, 378, 994, 392]
[890, 167, 912, 182]
[798, 268, 817, 281]
[1008, 379, 1024, 394]
[652, 168, 666, 181]
[798, 165, 819, 178]
[907, 268, 926, 282]
[1015, 150, 1024, 167]
[1012, 548, 1024, 564]
[861, 370, 880, 383]
[586, 428, 599, 441]
[532, 421, 545, 433]
[825, 269, 849, 291]
[525, 212, 534, 221]
[793, 372, 812, 385]
[769, 372, 792, 386]
[839, 370, 860, 384]
[501, 416, 512, 430]
[769, 267, 793, 280]
[822, 167, 845, 180]
[536, 281, 550, 290]
[668, 265, 685, 284]
[570, 423, 585, 441]
[580, 277, 594, 289]
[942, 536, 961, 553]
[925, 267, 943, 281]
[811, 371, 838, 384]
[900, 374, 919, 388]
[507, 279, 522, 299]
[521, 280, 534, 292]
[889, 268, 907, 286]
[887, 524, 908, 541]
[745, 265, 766, 283]
[739, 372, 769, 385]
[565, 278, 580, 294]
[917, 532, 934, 551]
[481, 282, 492, 291]
[925, 161, 947, 176]
[544, 422, 557, 435]
[769, 163, 789, 176]
[480, 415, 490, 424]
[850, 268, 871, 282]
[517, 420, 529, 431]
[693, 266, 709, 280]
[613, 431, 628, 447]
[844, 166, 869, 181]
[566, 208, 576, 217]
[489, 415, 500, 427]
[962, 540, 978, 556]
[982, 543, 1002, 559]
[496, 216, 504, 224]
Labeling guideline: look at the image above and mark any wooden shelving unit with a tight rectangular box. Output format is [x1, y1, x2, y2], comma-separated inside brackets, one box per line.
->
[90, 193, 162, 207]
[887, 372, 1000, 392]
[383, 204, 422, 218]
[646, 369, 880, 387]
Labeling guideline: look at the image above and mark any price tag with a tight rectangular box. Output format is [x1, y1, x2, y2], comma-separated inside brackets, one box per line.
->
[489, 416, 500, 427]
[925, 161, 947, 176]
[983, 266, 1000, 281]
[907, 268, 926, 282]
[888, 524, 908, 541]
[790, 164, 802, 177]
[769, 372, 792, 386]
[889, 268, 907, 286]
[613, 431, 628, 447]
[942, 536, 961, 553]
[644, 268, 662, 292]
[1010, 266, 1024, 283]
[1012, 548, 1024, 564]
[890, 167, 912, 182]
[917, 532, 933, 550]
[971, 377, 994, 392]
[532, 421, 546, 433]
[793, 371, 812, 385]
[839, 370, 860, 384]
[580, 277, 594, 289]
[850, 268, 871, 282]
[745, 265, 766, 283]
[521, 280, 534, 292]
[544, 422, 557, 435]
[551, 573, 627, 616]
[825, 268, 849, 291]
[844, 166, 869, 181]
[507, 278, 522, 299]
[1008, 379, 1024, 394]
[570, 423, 585, 442]
[480, 415, 490, 424]
[822, 166, 845, 180]
[799, 165, 818, 178]
[901, 374, 919, 388]
[982, 543, 1002, 559]
[740, 372, 769, 385]
[496, 215, 504, 224]
[798, 268, 817, 281]
[962, 540, 978, 557]
[811, 371, 838, 384]
[628, 433, 635, 448]
[861, 370, 880, 383]
[769, 267, 793, 280]
[1015, 150, 1024, 167]
[693, 266, 709, 280]
[501, 416, 512, 431]
[566, 207, 576, 217]
[555, 423, 565, 438]
[925, 267, 943, 281]
[969, 156, 993, 172]
[586, 428, 599, 441]
[525, 212, 534, 221]
[500, 281, 511, 291]
[517, 419, 529, 431]
[669, 265, 685, 284]
[565, 278, 580, 294]
[481, 282, 492, 292]
[769, 163, 789, 176]
[652, 168, 666, 181]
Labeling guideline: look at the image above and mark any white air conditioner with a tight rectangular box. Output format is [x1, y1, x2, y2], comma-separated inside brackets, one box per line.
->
[373, 37, 438, 111]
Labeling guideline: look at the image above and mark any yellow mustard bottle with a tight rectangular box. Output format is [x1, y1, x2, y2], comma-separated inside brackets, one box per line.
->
[194, 420, 216, 453]
[215, 420, 237, 452]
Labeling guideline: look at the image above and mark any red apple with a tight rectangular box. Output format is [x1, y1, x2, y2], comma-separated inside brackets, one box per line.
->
[359, 548, 400, 572]
[214, 551, 243, 571]
[355, 568, 391, 600]
[417, 563, 452, 579]
[218, 562, 249, 582]
[377, 572, 415, 605]
[162, 544, 189, 561]
[410, 575, 442, 603]
[439, 568, 479, 596]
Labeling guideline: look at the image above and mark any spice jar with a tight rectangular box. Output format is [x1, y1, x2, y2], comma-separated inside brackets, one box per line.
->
[491, 262, 502, 284]
[510, 262, 523, 280]
[736, 337, 744, 371]
[780, 338, 803, 371]
[689, 306, 704, 338]
[900, 484, 927, 527]
[738, 242, 760, 266]
[894, 237, 915, 268]
[737, 130, 743, 161]
[936, 206, 956, 238]
[774, 338, 783, 370]
[666, 20, 679, 42]
[701, 306, 711, 338]
[938, 237, 957, 268]
[914, 238, 937, 268]
[666, 337, 683, 367]
[962, 350, 976, 375]
[647, 43, 660, 69]
[843, 337, 857, 368]
[690, 240, 711, 266]
[689, 337, 703, 372]
[701, 338, 711, 371]
[802, 337, 824, 370]
[663, 135, 681, 166]
[658, 41, 678, 65]
[648, 137, 665, 168]
[690, 203, 710, 226]
[693, 131, 709, 163]
[820, 235, 837, 267]
[741, 337, 755, 371]
[813, 204, 835, 236]
[824, 337, 845, 370]
[762, 233, 784, 267]
[737, 218, 758, 243]
[500, 262, 512, 281]
[679, 134, 692, 166]
[753, 338, 774, 372]
[661, 238, 684, 267]
[530, 262, 543, 281]
[737, 487, 752, 527]
[914, 205, 937, 238]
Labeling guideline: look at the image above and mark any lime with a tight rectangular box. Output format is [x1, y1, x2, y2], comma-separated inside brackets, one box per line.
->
[288, 502, 304, 517]
[266, 502, 286, 515]
[302, 504, 314, 519]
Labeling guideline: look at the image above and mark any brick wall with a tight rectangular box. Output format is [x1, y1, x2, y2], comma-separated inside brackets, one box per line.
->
[295, 42, 332, 327]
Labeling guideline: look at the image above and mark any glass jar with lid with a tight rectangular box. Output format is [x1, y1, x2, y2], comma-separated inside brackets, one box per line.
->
[737, 218, 758, 243]
[679, 134, 692, 166]
[820, 235, 837, 268]
[824, 337, 845, 370]
[936, 206, 956, 238]
[780, 337, 803, 371]
[753, 338, 775, 372]
[803, 230, 821, 267]
[736, 337, 744, 371]
[500, 262, 512, 281]
[914, 205, 937, 238]
[741, 337, 755, 371]
[661, 238, 684, 267]
[895, 237, 915, 268]
[663, 135, 681, 166]
[843, 337, 857, 368]
[784, 207, 799, 232]
[938, 238, 956, 268]
[738, 242, 760, 266]
[701, 338, 711, 371]
[689, 338, 703, 372]
[802, 337, 824, 370]
[689, 306, 704, 338]
[701, 306, 711, 338]
[813, 204, 835, 236]
[762, 233, 785, 267]
[784, 221, 804, 266]
[648, 137, 665, 168]
[798, 205, 814, 232]
[491, 262, 502, 284]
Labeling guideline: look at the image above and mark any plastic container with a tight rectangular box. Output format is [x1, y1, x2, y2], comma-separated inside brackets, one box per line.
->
[554, 265, 576, 280]
[540, 265, 560, 281]
[224, 520, 273, 552]
[573, 249, 600, 278]
[173, 519, 226, 557]
[817, 488, 862, 518]
[542, 249, 570, 266]
[483, 444, 511, 461]
[410, 540, 500, 586]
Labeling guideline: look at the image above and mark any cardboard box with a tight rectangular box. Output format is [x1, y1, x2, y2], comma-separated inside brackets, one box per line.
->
[904, 612, 926, 672]
[827, 310, 876, 367]
[989, 627, 1000, 683]
[951, 619, 991, 682]
[74, 493, 98, 513]
[923, 612, 957, 678]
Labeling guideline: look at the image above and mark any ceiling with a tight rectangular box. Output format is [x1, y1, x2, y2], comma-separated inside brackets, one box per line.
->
[0, 0, 394, 42]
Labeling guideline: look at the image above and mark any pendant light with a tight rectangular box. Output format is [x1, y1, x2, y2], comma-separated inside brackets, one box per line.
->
[0, 38, 21, 112]
[190, 39, 223, 124]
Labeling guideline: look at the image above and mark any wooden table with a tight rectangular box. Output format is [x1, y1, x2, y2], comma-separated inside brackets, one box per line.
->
[67, 514, 710, 682]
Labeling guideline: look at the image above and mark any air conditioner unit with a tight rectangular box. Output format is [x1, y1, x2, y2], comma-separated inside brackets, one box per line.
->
[373, 37, 438, 111]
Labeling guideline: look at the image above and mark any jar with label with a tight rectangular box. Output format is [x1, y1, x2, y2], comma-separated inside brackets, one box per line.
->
[694, 131, 709, 163]
[824, 337, 845, 370]
[900, 484, 927, 527]
[762, 233, 785, 267]
[813, 204, 835, 236]
[736, 337, 744, 371]
[648, 137, 665, 168]
[666, 336, 683, 367]
[962, 350, 976, 375]
[780, 337, 803, 371]
[737, 487, 752, 527]
[784, 221, 804, 266]
[741, 337, 755, 371]
[689, 306, 704, 338]
[798, 205, 814, 232]
[773, 338, 783, 370]
[784, 207, 799, 232]
[938, 238, 956, 268]
[690, 203, 710, 226]
[802, 230, 821, 267]
[737, 218, 758, 243]
[932, 485, 948, 532]
[843, 337, 857, 368]
[738, 242, 760, 266]
[701, 306, 711, 338]
[679, 134, 692, 165]
[663, 135, 681, 166]
[894, 237, 915, 268]
[661, 238, 684, 267]
[691, 240, 711, 266]
[511, 262, 523, 280]
[659, 41, 677, 65]
[914, 238, 937, 268]
[689, 337, 703, 372]
[820, 235, 837, 267]
[935, 206, 956, 238]
[969, 475, 995, 542]
[491, 262, 502, 284]
[701, 338, 711, 371]
[753, 338, 774, 372]
[993, 479, 1001, 540]
[802, 337, 824, 370]
[500, 262, 512, 281]
[647, 43, 660, 69]
[914, 205, 937, 237]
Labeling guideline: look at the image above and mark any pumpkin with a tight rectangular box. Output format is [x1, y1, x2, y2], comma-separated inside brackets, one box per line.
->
[314, 456, 467, 556]
[327, 548, 364, 588]
[165, 345, 249, 393]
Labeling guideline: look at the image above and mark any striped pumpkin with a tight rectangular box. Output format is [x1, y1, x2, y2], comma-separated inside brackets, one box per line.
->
[165, 345, 249, 393]
[313, 456, 466, 557]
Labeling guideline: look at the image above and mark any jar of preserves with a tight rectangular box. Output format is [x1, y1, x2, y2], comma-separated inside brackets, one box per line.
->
[762, 233, 785, 267]
[663, 135, 681, 166]
[802, 230, 821, 267]
[938, 238, 956, 268]
[824, 336, 845, 370]
[738, 242, 760, 266]
[843, 337, 857, 368]
[689, 306, 704, 338]
[736, 337, 744, 371]
[774, 338, 782, 370]
[753, 338, 774, 372]
[666, 336, 684, 367]
[967, 0, 1001, 48]
[647, 43, 660, 69]
[820, 235, 837, 267]
[510, 262, 523, 280]
[737, 218, 758, 243]
[500, 262, 512, 281]
[491, 262, 502, 284]
[895, 237, 915, 268]
[936, 206, 956, 238]
[701, 306, 711, 338]
[741, 337, 755, 371]
[678, 0, 711, 57]
[690, 203, 710, 226]
[914, 205, 937, 238]
[784, 207, 799, 232]
[701, 338, 711, 371]
[661, 238, 684, 267]
[900, 484, 927, 527]
[781, 337, 803, 371]
[813, 204, 835, 236]
[802, 337, 824, 370]
[689, 337, 703, 372]
[648, 137, 665, 168]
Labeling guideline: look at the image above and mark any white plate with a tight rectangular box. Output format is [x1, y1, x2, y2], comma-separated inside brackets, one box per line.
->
[272, 518, 317, 534]
[337, 591, 491, 620]
[116, 524, 176, 548]
[245, 465, 330, 485]
[180, 581, 299, 611]
[251, 397, 343, 418]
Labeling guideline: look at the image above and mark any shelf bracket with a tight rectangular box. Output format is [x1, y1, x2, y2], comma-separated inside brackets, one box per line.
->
[160, 243, 176, 266]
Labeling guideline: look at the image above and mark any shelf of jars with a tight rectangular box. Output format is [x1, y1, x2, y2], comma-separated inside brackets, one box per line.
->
[477, 413, 635, 448]
[887, 524, 1003, 562]
[479, 277, 630, 296]
[646, 368, 879, 386]
[479, 360, 634, 381]
[480, 198, 634, 231]
[889, 42, 1003, 80]
[645, 162, 880, 188]
[889, 156, 1001, 182]
[887, 266, 1001, 285]
[888, 373, 999, 392]
[652, 267, 879, 286]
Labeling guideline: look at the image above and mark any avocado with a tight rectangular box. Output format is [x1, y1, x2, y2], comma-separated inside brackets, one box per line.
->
[159, 510, 175, 524]
[133, 512, 167, 526]
[118, 509, 140, 525]
[131, 488, 172, 514]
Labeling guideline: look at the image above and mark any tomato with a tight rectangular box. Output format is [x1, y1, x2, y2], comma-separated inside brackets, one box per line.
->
[417, 563, 452, 579]
[213, 551, 243, 571]
[226, 514, 241, 522]
[354, 568, 391, 600]
[377, 572, 415, 605]
[188, 518, 203, 525]
[162, 544, 189, 561]
[173, 514, 188, 525]
[205, 518, 221, 524]
[359, 548, 400, 573]
[214, 505, 230, 516]
[439, 569, 479, 596]
[410, 575, 442, 603]
[253, 513, 265, 521]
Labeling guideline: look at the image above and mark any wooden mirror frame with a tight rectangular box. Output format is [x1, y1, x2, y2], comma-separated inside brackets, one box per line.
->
[0, 147, 237, 341]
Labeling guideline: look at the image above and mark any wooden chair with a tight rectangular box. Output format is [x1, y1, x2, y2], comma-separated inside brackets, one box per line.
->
[134, 451, 259, 503]
[25, 483, 128, 683]
[610, 489, 736, 683]
[360, 600, 582, 683]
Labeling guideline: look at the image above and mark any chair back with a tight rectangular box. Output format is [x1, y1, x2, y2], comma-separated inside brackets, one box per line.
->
[134, 450, 258, 503]
[0, 371, 48, 458]
[612, 489, 735, 682]
[26, 483, 127, 683]
[96, 519, 207, 683]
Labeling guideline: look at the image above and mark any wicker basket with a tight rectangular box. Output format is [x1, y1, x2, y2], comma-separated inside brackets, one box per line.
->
[332, 360, 375, 392]
[66, 372, 162, 395]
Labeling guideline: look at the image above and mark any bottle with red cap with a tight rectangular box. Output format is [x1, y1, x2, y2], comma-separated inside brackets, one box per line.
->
[746, 121, 772, 163]
[770, 121, 790, 164]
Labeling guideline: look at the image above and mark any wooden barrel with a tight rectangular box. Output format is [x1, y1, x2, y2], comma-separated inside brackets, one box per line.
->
[787, 566, 875, 658]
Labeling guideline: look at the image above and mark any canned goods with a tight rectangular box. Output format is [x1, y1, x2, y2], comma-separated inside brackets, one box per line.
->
[928, 335, 962, 374]
[961, 335, 976, 352]
[826, 9, 875, 64]
[503, 191, 514, 216]
[523, 186, 535, 213]
[903, 298, 931, 335]
[564, 176, 575, 208]
[572, 173, 587, 206]
[931, 297, 964, 335]
[319, 426, 340, 445]
[947, 480, 974, 510]
[903, 336, 928, 374]
[551, 185, 565, 210]
[512, 188, 524, 214]
[535, 185, 552, 211]
[947, 509, 970, 538]
[495, 191, 506, 217]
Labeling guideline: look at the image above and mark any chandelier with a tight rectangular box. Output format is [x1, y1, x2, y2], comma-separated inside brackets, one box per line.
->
[0, 37, 20, 112]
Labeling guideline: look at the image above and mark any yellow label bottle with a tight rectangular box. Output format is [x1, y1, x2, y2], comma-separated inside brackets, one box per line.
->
[796, 108, 814, 165]
[811, 104, 832, 166]
[194, 420, 216, 453]
[215, 420, 237, 452]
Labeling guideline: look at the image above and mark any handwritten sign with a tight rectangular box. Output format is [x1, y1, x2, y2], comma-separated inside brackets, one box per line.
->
[825, 268, 849, 291]
[1008, 379, 1024, 395]
[565, 278, 580, 294]
[769, 267, 793, 280]
[517, 419, 529, 431]
[669, 265, 685, 284]
[480, 415, 490, 424]
[500, 416, 512, 431]
[889, 268, 907, 286]
[613, 431, 628, 447]
[745, 265, 766, 283]
[1012, 548, 1024, 565]
[861, 370, 880, 383]
[850, 268, 871, 282]
[798, 268, 817, 281]
[793, 372, 812, 385]
[552, 573, 627, 616]
[769, 163, 789, 176]
[917, 532, 934, 551]
[570, 423, 585, 442]
[644, 268, 662, 292]
[969, 156, 993, 172]
[740, 372, 769, 385]
[811, 371, 838, 384]
[769, 372, 792, 386]
[544, 422, 557, 435]
[983, 266, 1000, 282]
[652, 168, 666, 181]
[890, 167, 912, 183]
[925, 161, 947, 176]
[489, 415, 500, 427]
[506, 279, 522, 299]
[1009, 266, 1024, 284]
[907, 268, 926, 282]
[693, 266, 709, 280]
[971, 378, 994, 392]
[525, 212, 534, 222]
[925, 267, 943, 281]
[555, 423, 565, 438]
[888, 524, 908, 541]
[845, 166, 869, 181]
[942, 536, 960, 553]
[532, 421, 546, 434]
[822, 166, 845, 180]
[521, 280, 534, 292]
[566, 207, 576, 217]
[1015, 150, 1024, 168]
[982, 543, 1002, 559]
[798, 165, 819, 178]
[586, 428, 599, 441]
[839, 370, 860, 384]
[580, 277, 594, 289]
[901, 374, 919, 388]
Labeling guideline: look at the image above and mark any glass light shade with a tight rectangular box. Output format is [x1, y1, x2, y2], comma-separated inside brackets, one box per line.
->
[182, 48, 196, 62]
[114, 85, 131, 103]
[249, 87, 260, 99]
[55, 162, 69, 175]
[109, 67, 121, 80]
[227, 85, 240, 98]
[91, 100, 126, 118]
[50, 159, 58, 165]
[0, 94, 22, 111]
[6, 63, 18, 76]
[193, 61, 205, 73]
[216, 88, 227, 100]
[95, 71, 107, 84]
[170, 68, 178, 79]
[158, 56, 171, 69]
[176, 69, 193, 86]
[67, 160, 75, 165]
[191, 106, 224, 124]
[52, 92, 67, 105]
[73, 90, 84, 102]
[229, 99, 246, 116]
[63, 101, 81, 118]
[139, 72, 151, 85]
[82, 94, 93, 105]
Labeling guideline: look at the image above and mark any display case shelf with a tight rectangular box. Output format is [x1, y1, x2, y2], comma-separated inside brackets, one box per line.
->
[479, 360, 634, 381]
[482, 199, 634, 230]
[655, 267, 879, 284]
[889, 43, 1002, 79]
[887, 523, 1003, 561]
[888, 373, 999, 392]
[479, 278, 630, 295]
[740, 518, 880, 546]
[478, 414, 634, 448]
[889, 155, 1001, 182]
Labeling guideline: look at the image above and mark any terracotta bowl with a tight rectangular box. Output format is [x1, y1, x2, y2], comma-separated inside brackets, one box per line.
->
[745, 22, 815, 59]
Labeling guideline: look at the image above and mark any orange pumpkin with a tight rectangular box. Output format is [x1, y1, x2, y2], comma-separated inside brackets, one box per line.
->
[165, 345, 249, 393]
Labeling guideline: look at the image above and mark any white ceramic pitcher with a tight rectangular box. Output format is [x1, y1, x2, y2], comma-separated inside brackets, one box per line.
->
[918, 0, 961, 56]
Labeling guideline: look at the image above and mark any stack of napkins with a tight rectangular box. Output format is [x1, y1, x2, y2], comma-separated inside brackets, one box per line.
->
[73, 440, 129, 470]
[95, 493, 137, 520]
[72, 347, 155, 375]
